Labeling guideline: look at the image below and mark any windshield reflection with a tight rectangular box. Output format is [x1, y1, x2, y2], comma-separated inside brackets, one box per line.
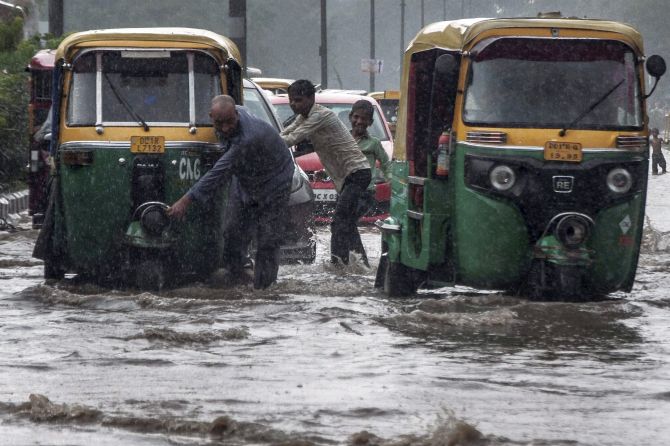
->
[274, 102, 391, 141]
[463, 38, 642, 129]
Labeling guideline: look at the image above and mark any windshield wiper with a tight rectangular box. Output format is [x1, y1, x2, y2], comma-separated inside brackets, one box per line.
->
[559, 78, 625, 137]
[103, 73, 150, 131]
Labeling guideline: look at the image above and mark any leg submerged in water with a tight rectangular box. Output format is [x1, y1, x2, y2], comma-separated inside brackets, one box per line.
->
[330, 169, 371, 265]
[253, 190, 290, 288]
[253, 247, 280, 289]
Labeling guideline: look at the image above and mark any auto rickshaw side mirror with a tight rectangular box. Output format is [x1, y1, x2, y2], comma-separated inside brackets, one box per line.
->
[432, 54, 460, 118]
[646, 55, 666, 78]
[644, 55, 666, 99]
[422, 53, 460, 177]
[432, 54, 459, 103]
[224, 58, 243, 104]
[434, 54, 459, 80]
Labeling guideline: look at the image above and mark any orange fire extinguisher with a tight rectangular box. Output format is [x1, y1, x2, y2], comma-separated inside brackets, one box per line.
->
[436, 130, 450, 177]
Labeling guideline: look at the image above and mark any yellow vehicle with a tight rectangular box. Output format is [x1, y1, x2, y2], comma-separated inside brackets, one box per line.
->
[368, 90, 400, 138]
[376, 16, 666, 299]
[251, 77, 295, 95]
[32, 28, 246, 289]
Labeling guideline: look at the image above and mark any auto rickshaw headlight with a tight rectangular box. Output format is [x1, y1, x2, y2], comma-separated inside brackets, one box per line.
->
[555, 215, 592, 248]
[606, 168, 632, 194]
[489, 165, 516, 191]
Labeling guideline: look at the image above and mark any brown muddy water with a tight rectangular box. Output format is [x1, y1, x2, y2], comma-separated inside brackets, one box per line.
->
[1, 216, 670, 445]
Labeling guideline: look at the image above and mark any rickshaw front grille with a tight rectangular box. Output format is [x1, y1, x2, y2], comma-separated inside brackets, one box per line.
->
[616, 136, 647, 151]
[466, 131, 507, 144]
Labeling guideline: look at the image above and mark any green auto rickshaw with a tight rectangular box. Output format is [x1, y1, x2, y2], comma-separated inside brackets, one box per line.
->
[375, 16, 665, 299]
[34, 27, 245, 289]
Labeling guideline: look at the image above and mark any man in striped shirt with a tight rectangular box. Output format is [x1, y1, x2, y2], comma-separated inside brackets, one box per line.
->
[281, 80, 371, 266]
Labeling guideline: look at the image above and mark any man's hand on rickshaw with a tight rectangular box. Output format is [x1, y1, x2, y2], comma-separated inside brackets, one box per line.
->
[167, 195, 192, 220]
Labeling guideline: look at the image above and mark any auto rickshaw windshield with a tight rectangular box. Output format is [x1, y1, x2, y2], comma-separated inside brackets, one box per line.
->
[463, 38, 642, 129]
[67, 50, 222, 126]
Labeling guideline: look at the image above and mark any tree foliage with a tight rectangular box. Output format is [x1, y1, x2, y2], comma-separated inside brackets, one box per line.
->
[0, 16, 23, 51]
[0, 69, 30, 189]
[0, 16, 28, 189]
[0, 16, 63, 189]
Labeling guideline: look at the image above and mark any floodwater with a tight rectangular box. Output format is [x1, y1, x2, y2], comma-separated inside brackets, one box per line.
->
[1, 216, 669, 446]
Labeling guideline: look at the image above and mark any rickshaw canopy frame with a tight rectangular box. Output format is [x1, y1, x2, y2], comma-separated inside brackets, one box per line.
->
[55, 27, 241, 65]
[405, 17, 644, 54]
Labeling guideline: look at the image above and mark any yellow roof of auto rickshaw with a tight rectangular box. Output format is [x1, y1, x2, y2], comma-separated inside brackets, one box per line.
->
[369, 90, 400, 100]
[408, 17, 644, 54]
[251, 77, 295, 87]
[251, 77, 295, 88]
[55, 27, 241, 62]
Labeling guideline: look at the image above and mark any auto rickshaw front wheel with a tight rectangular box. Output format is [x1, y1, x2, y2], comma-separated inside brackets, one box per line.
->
[135, 260, 166, 291]
[44, 256, 65, 280]
[384, 259, 418, 297]
[524, 260, 587, 301]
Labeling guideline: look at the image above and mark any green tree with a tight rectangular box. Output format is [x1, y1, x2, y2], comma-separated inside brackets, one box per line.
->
[0, 27, 66, 189]
[0, 16, 53, 189]
[0, 16, 23, 51]
[0, 71, 30, 189]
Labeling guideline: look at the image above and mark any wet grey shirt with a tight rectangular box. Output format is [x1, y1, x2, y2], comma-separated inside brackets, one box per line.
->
[281, 103, 369, 192]
[187, 107, 293, 205]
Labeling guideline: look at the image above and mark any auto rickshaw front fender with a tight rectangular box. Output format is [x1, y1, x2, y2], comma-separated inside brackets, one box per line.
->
[124, 221, 175, 249]
[534, 235, 593, 266]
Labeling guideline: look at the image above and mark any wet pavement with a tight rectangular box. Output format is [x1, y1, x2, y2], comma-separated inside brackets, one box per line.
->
[1, 180, 669, 445]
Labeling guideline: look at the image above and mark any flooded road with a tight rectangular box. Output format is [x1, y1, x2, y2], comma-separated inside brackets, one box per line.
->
[1, 216, 670, 445]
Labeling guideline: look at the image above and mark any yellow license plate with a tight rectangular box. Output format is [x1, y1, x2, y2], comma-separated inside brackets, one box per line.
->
[544, 141, 582, 162]
[131, 136, 165, 153]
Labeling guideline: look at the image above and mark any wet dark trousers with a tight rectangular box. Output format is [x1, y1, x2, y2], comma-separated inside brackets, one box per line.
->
[331, 168, 372, 265]
[222, 185, 290, 289]
[652, 152, 667, 174]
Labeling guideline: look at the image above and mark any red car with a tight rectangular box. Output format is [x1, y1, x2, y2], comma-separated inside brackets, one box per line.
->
[271, 92, 394, 224]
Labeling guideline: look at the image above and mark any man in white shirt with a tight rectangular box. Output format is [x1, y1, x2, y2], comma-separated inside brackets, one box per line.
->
[281, 80, 371, 265]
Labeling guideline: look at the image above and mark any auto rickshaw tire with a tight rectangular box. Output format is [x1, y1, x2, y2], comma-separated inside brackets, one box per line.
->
[374, 252, 388, 289]
[523, 260, 545, 300]
[554, 265, 586, 301]
[136, 260, 165, 291]
[524, 261, 586, 301]
[384, 260, 417, 297]
[44, 256, 65, 280]
[374, 240, 390, 289]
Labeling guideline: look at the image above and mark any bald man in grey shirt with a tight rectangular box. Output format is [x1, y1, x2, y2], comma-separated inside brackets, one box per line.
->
[169, 95, 293, 288]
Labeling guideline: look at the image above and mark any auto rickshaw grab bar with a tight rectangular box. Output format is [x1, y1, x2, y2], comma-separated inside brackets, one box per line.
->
[538, 212, 594, 249]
